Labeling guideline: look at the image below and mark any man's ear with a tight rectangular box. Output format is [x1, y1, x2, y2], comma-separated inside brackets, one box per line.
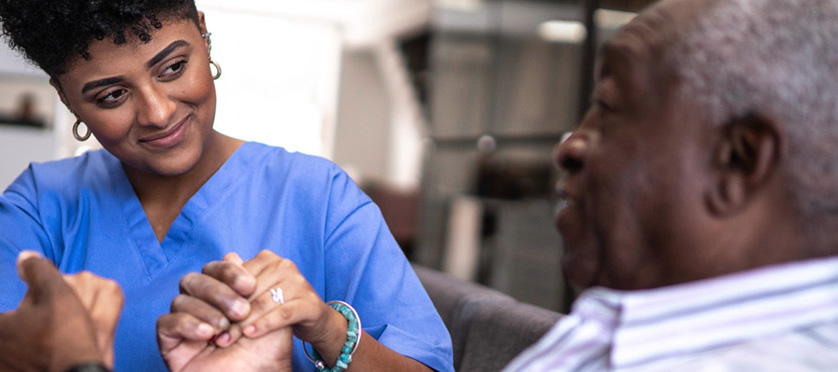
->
[49, 77, 74, 115]
[706, 113, 782, 216]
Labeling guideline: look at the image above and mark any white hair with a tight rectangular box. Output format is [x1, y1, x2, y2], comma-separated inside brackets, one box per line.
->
[665, 0, 838, 229]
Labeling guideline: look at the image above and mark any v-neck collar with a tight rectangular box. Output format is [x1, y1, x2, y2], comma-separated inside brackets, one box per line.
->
[106, 142, 255, 279]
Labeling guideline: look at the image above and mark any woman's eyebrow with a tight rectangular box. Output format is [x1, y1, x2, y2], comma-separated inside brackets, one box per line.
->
[146, 40, 190, 69]
[81, 76, 125, 94]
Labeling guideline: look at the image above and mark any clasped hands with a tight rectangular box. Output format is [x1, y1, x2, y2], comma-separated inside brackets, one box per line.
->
[157, 250, 350, 372]
[1, 250, 348, 372]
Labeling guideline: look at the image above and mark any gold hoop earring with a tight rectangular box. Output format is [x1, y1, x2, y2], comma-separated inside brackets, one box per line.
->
[73, 117, 91, 141]
[209, 60, 222, 80]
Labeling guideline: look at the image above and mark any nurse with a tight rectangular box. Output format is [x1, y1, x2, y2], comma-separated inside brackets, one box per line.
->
[0, 1, 453, 371]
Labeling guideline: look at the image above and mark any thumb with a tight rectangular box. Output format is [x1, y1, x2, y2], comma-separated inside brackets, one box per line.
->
[16, 250, 66, 305]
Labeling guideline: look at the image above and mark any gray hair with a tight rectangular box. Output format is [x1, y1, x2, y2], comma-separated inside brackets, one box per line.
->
[665, 0, 838, 232]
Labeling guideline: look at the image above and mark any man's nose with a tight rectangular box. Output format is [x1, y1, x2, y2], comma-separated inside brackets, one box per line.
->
[555, 130, 586, 174]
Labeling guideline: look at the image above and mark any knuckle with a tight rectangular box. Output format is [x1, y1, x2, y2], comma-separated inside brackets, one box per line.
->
[78, 271, 94, 280]
[291, 274, 307, 287]
[257, 250, 278, 260]
[104, 279, 120, 291]
[179, 273, 200, 291]
[279, 259, 296, 270]
[278, 305, 294, 319]
[221, 265, 242, 282]
[306, 292, 321, 303]
[200, 261, 217, 275]
[171, 294, 190, 311]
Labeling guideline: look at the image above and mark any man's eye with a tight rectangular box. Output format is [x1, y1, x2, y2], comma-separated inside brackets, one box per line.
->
[592, 99, 611, 112]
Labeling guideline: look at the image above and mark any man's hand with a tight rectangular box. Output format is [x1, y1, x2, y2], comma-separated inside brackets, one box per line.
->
[0, 250, 123, 372]
[157, 252, 294, 372]
[63, 270, 124, 368]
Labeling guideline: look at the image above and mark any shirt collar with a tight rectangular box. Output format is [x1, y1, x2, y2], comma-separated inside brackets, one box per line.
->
[576, 257, 838, 369]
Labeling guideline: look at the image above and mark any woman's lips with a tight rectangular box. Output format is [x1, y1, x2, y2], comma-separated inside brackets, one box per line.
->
[140, 118, 188, 149]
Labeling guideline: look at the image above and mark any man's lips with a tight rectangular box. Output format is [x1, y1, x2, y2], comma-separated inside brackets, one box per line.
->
[554, 187, 576, 229]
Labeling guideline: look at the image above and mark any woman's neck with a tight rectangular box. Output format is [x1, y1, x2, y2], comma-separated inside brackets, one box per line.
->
[123, 131, 244, 242]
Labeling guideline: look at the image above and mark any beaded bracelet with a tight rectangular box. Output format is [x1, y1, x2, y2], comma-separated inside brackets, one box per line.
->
[303, 300, 362, 372]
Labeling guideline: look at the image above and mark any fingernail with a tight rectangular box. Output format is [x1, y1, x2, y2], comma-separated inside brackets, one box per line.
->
[244, 324, 256, 336]
[218, 332, 231, 345]
[232, 300, 250, 317]
[16, 250, 41, 264]
[217, 317, 230, 330]
[197, 323, 214, 338]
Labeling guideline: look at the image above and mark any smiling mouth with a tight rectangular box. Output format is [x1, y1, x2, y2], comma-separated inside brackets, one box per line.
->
[139, 116, 189, 149]
[140, 119, 185, 143]
[554, 191, 574, 215]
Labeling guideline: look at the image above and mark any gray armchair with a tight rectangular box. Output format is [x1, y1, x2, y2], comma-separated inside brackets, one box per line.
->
[413, 265, 562, 372]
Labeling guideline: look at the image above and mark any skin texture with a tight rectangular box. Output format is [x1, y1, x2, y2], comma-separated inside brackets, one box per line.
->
[51, 13, 243, 244]
[0, 251, 123, 372]
[167, 251, 435, 372]
[555, 0, 803, 291]
[49, 11, 293, 371]
[63, 271, 125, 367]
[158, 252, 294, 372]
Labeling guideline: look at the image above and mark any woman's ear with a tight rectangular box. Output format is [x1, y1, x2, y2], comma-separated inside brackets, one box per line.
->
[706, 113, 782, 216]
[198, 11, 209, 46]
[199, 11, 207, 31]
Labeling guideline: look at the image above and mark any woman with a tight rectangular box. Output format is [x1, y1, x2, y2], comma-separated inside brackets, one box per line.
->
[0, 1, 453, 371]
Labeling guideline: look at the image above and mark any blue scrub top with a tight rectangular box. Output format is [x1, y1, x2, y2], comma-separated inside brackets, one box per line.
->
[0, 142, 453, 372]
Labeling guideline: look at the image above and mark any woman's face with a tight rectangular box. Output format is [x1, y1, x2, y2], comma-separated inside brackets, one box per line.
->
[53, 16, 217, 177]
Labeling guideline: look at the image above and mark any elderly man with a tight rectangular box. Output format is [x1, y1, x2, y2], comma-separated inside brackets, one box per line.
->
[503, 0, 838, 370]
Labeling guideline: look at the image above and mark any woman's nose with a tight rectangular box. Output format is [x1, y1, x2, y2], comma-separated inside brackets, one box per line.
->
[136, 84, 176, 127]
[555, 130, 586, 174]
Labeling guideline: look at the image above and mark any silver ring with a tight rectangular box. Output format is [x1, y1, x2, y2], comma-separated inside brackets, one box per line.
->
[270, 287, 284, 304]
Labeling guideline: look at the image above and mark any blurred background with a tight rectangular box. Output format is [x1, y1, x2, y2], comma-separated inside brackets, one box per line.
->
[0, 0, 651, 313]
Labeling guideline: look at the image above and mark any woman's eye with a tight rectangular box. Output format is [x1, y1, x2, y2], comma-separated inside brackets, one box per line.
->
[160, 59, 188, 80]
[96, 89, 128, 107]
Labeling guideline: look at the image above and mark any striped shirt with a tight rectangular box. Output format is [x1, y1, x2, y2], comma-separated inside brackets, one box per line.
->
[502, 257, 838, 371]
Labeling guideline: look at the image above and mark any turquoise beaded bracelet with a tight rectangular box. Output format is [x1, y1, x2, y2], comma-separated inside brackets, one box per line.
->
[303, 300, 362, 372]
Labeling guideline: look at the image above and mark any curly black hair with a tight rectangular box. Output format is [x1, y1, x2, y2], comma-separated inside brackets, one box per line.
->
[0, 0, 199, 77]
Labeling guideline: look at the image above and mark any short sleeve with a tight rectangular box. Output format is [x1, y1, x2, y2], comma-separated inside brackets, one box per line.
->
[322, 170, 454, 372]
[0, 166, 53, 312]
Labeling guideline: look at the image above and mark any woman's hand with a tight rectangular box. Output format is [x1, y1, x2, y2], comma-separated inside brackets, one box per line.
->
[156, 313, 293, 372]
[168, 251, 348, 364]
[234, 250, 346, 348]
[168, 250, 435, 372]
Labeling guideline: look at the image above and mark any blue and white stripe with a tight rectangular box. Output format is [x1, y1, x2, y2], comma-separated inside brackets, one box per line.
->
[502, 257, 838, 371]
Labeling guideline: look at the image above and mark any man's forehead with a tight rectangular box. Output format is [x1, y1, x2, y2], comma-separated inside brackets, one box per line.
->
[594, 0, 710, 79]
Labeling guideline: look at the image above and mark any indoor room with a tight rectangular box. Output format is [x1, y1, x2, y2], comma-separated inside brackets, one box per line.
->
[2, 0, 837, 371]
